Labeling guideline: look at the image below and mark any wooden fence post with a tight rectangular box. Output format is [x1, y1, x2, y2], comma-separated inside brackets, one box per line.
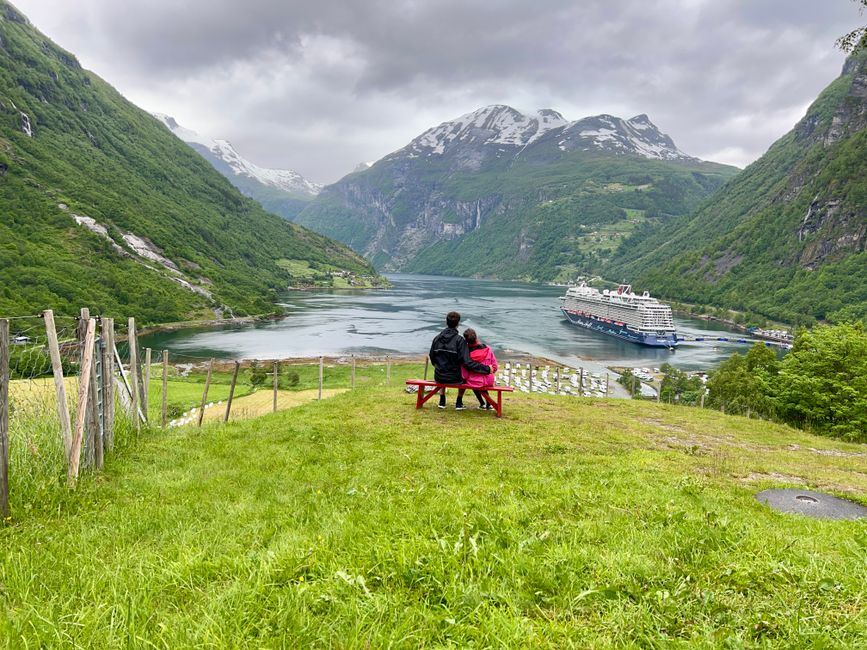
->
[386, 356, 391, 385]
[423, 357, 429, 381]
[0, 319, 9, 517]
[128, 318, 140, 432]
[43, 310, 72, 462]
[273, 361, 278, 413]
[103, 318, 115, 451]
[78, 308, 97, 467]
[605, 373, 610, 396]
[318, 356, 324, 400]
[143, 348, 152, 420]
[197, 359, 214, 427]
[161, 350, 169, 428]
[507, 362, 512, 387]
[69, 318, 95, 485]
[529, 366, 534, 393]
[225, 361, 240, 423]
[351, 355, 356, 389]
[555, 367, 561, 394]
[700, 390, 706, 409]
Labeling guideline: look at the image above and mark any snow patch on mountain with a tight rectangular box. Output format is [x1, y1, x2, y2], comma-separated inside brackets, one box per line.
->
[405, 105, 695, 162]
[153, 113, 322, 197]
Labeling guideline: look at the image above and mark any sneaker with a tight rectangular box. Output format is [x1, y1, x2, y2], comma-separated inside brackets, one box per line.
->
[477, 403, 487, 410]
[438, 395, 446, 409]
[455, 402, 466, 411]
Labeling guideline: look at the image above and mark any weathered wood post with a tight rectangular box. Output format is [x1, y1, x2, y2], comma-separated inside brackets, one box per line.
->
[579, 367, 585, 397]
[272, 361, 278, 413]
[318, 356, 324, 400]
[69, 318, 95, 485]
[529, 365, 534, 392]
[605, 373, 610, 396]
[423, 357, 429, 381]
[161, 350, 169, 428]
[143, 348, 152, 420]
[555, 367, 561, 394]
[78, 308, 97, 466]
[386, 355, 391, 385]
[700, 390, 706, 409]
[0, 319, 9, 517]
[632, 373, 637, 396]
[128, 318, 140, 432]
[351, 355, 356, 389]
[98, 318, 114, 456]
[43, 309, 72, 462]
[103, 318, 115, 451]
[197, 358, 214, 427]
[225, 361, 240, 423]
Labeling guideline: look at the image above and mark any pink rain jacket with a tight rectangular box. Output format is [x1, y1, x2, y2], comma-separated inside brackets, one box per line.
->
[461, 343, 498, 388]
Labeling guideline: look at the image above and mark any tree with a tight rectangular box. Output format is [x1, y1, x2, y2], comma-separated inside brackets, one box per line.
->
[775, 322, 867, 442]
[837, 0, 867, 53]
[706, 348, 775, 418]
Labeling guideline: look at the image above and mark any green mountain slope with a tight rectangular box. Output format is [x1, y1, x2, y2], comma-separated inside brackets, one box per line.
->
[0, 2, 380, 323]
[607, 52, 867, 324]
[296, 106, 738, 281]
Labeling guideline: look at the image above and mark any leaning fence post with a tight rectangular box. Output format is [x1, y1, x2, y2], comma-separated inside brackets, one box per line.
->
[0, 319, 10, 517]
[143, 348, 152, 420]
[44, 309, 72, 462]
[197, 358, 214, 427]
[161, 350, 169, 428]
[273, 361, 278, 413]
[69, 318, 95, 486]
[318, 356, 324, 400]
[386, 355, 391, 385]
[225, 361, 240, 423]
[78, 308, 98, 467]
[351, 355, 356, 389]
[128, 318, 140, 432]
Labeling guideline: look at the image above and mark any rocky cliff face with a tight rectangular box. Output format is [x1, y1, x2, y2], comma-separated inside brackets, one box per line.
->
[609, 51, 867, 324]
[297, 105, 735, 276]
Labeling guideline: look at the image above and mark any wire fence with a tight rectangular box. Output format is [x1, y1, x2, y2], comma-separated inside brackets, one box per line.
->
[0, 308, 621, 519]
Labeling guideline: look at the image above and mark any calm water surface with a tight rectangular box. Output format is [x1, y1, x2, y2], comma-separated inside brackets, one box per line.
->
[141, 274, 758, 374]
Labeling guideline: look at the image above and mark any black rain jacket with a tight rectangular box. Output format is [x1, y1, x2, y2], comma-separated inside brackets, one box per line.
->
[429, 327, 490, 384]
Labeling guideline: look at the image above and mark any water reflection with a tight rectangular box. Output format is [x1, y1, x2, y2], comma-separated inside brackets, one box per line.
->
[140, 274, 757, 373]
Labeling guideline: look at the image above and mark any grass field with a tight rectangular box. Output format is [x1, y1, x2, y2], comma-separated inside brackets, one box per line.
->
[1, 371, 865, 646]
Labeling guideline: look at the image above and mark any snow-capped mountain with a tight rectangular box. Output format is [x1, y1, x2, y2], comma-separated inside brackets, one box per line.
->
[153, 114, 321, 217]
[297, 103, 737, 277]
[398, 104, 693, 163]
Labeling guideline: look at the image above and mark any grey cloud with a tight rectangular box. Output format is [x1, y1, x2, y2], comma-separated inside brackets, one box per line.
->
[12, 0, 862, 182]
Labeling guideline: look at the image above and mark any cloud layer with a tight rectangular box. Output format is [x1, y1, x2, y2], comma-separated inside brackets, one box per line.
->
[13, 0, 860, 183]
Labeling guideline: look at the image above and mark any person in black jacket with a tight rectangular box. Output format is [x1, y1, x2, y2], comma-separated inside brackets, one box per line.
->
[429, 311, 491, 409]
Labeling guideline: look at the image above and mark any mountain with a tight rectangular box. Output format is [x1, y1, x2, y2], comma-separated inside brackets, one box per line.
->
[0, 1, 381, 323]
[608, 51, 867, 325]
[154, 113, 321, 220]
[295, 104, 738, 280]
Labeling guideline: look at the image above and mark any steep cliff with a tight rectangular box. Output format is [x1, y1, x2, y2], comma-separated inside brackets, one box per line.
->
[609, 51, 867, 324]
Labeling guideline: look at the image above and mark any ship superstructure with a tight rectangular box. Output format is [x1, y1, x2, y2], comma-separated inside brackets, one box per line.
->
[560, 283, 678, 347]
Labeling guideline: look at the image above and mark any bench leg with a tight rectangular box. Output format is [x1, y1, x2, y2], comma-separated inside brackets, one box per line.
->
[495, 391, 503, 418]
[416, 386, 443, 410]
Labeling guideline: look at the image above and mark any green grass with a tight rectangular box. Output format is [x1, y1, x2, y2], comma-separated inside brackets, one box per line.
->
[1, 370, 865, 647]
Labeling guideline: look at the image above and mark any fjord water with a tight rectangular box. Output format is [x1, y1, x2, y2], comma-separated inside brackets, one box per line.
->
[141, 274, 754, 373]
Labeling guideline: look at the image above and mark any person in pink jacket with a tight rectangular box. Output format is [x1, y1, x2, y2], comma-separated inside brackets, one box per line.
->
[458, 328, 498, 410]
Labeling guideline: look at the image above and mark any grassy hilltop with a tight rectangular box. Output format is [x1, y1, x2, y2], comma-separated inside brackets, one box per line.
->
[1, 368, 865, 647]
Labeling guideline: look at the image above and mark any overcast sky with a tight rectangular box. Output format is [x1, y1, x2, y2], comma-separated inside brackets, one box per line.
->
[12, 0, 862, 183]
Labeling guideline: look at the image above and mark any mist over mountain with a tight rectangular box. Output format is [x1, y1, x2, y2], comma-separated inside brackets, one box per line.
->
[154, 113, 321, 220]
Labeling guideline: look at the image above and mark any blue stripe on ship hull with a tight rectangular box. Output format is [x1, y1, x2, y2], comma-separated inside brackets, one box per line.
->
[561, 308, 678, 347]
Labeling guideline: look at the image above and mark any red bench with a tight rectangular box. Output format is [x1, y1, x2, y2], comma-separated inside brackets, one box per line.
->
[405, 379, 514, 418]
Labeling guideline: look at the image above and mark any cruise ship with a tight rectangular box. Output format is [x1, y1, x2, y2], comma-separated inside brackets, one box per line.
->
[560, 283, 678, 347]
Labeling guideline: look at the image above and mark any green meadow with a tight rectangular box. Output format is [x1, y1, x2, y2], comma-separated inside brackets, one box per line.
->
[0, 364, 865, 647]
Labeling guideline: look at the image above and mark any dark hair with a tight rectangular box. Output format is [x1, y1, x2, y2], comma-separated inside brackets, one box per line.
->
[446, 311, 461, 328]
[463, 327, 477, 344]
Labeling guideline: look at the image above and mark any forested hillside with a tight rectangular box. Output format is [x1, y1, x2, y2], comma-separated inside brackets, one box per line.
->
[608, 51, 867, 324]
[0, 1, 379, 323]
